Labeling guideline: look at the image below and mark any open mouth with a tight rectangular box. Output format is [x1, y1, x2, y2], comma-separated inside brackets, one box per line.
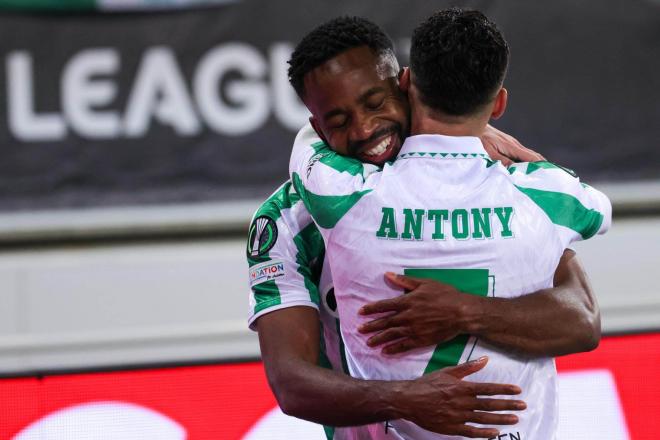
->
[357, 132, 400, 166]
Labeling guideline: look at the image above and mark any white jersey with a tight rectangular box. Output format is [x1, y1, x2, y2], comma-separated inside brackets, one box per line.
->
[289, 124, 612, 440]
[246, 181, 372, 440]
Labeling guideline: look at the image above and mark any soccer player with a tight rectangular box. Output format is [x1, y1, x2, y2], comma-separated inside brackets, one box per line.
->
[248, 181, 525, 439]
[287, 9, 611, 439]
[250, 14, 602, 440]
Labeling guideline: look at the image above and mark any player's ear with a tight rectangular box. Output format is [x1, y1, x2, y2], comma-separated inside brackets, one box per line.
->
[309, 116, 328, 144]
[398, 67, 411, 93]
[490, 87, 508, 120]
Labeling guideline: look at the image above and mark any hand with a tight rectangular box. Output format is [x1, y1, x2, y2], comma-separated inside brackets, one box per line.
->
[358, 272, 480, 354]
[480, 124, 545, 166]
[401, 356, 525, 438]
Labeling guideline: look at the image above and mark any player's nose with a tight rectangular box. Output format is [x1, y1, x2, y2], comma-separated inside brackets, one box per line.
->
[349, 115, 378, 144]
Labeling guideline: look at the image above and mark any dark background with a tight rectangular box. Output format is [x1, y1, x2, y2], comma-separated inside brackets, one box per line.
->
[0, 0, 658, 212]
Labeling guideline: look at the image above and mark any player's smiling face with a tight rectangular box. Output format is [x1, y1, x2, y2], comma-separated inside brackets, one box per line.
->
[302, 46, 409, 166]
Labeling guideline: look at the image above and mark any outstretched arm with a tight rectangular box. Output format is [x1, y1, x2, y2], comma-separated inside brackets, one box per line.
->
[257, 306, 525, 438]
[359, 249, 600, 357]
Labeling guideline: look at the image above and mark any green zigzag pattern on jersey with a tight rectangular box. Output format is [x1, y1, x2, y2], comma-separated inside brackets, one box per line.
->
[514, 185, 604, 239]
[249, 180, 306, 315]
[311, 141, 366, 178]
[251, 180, 301, 222]
[292, 172, 371, 229]
[485, 158, 499, 168]
[508, 161, 577, 177]
[398, 152, 488, 159]
[524, 161, 576, 176]
[293, 222, 324, 307]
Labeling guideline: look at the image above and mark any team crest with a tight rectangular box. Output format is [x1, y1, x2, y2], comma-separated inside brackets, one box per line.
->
[247, 216, 278, 257]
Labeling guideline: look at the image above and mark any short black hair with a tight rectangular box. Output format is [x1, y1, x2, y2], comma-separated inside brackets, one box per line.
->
[410, 8, 509, 116]
[288, 16, 395, 98]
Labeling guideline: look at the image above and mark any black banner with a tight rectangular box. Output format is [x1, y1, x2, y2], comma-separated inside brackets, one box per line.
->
[1, 0, 658, 212]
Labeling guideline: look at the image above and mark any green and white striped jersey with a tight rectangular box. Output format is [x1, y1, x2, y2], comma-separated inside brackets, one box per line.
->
[289, 124, 612, 440]
[247, 181, 325, 330]
[246, 181, 373, 440]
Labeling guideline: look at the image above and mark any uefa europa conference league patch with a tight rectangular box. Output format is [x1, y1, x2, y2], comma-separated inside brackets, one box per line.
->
[247, 216, 278, 257]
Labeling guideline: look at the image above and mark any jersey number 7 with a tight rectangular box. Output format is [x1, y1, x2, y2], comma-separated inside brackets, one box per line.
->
[403, 268, 495, 374]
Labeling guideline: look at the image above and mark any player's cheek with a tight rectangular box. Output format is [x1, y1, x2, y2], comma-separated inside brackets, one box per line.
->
[384, 104, 406, 125]
[330, 136, 349, 155]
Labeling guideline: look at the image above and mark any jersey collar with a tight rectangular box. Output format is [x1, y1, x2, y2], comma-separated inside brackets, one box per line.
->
[396, 134, 488, 160]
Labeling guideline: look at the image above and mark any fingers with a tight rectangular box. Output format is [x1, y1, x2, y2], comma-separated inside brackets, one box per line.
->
[517, 145, 545, 162]
[481, 141, 509, 162]
[441, 356, 488, 379]
[517, 142, 545, 161]
[382, 338, 418, 355]
[505, 140, 545, 162]
[498, 156, 514, 167]
[359, 315, 399, 333]
[463, 410, 519, 426]
[450, 425, 501, 439]
[365, 327, 407, 347]
[464, 397, 527, 412]
[467, 381, 522, 396]
[359, 296, 406, 316]
[384, 272, 422, 291]
[481, 124, 546, 163]
[434, 398, 525, 438]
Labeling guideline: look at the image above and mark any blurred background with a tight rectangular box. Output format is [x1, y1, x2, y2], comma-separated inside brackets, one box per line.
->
[0, 0, 658, 438]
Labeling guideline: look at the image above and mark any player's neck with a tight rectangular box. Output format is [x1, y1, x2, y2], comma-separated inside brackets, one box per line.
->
[411, 119, 485, 137]
[409, 102, 489, 138]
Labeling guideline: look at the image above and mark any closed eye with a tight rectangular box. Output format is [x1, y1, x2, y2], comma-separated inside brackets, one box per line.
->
[327, 115, 349, 130]
[366, 96, 385, 110]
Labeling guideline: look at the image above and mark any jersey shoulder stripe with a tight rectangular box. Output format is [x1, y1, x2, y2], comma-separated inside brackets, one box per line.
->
[508, 161, 611, 241]
[289, 124, 380, 196]
[518, 160, 576, 176]
[292, 172, 371, 230]
[514, 185, 604, 239]
[251, 180, 301, 222]
[247, 181, 326, 328]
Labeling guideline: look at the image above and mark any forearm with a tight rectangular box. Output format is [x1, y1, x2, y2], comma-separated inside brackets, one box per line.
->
[463, 250, 600, 357]
[258, 306, 406, 426]
[466, 289, 599, 357]
[268, 356, 405, 426]
[260, 307, 525, 436]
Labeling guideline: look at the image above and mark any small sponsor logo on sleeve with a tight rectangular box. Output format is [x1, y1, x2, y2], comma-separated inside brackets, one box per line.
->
[306, 152, 326, 178]
[250, 260, 286, 287]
